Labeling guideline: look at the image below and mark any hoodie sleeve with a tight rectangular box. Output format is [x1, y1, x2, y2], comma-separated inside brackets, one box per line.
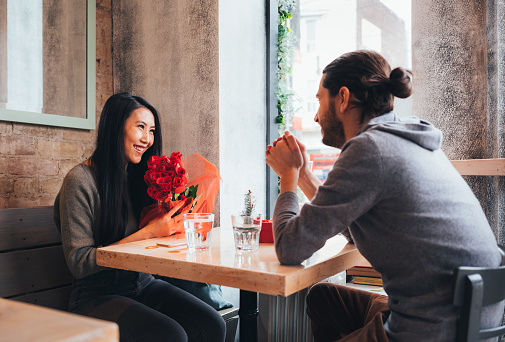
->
[272, 134, 384, 265]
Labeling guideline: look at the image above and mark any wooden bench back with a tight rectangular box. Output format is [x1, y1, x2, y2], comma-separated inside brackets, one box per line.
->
[0, 206, 73, 310]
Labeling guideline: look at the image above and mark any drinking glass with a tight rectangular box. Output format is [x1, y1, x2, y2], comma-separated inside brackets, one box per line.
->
[183, 213, 214, 251]
[231, 214, 262, 251]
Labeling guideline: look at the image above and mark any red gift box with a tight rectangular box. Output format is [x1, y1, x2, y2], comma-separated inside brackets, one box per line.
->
[259, 219, 273, 243]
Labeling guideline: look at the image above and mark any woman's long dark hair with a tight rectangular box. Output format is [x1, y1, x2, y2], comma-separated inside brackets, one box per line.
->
[90, 93, 162, 246]
[322, 50, 412, 122]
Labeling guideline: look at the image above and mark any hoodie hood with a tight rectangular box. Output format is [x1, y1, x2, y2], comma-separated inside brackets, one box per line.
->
[358, 112, 443, 151]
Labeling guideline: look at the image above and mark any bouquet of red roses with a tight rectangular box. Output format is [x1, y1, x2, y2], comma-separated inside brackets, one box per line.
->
[139, 152, 220, 235]
[145, 153, 191, 201]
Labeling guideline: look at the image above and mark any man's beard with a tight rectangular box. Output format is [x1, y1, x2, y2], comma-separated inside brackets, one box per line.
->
[321, 101, 346, 149]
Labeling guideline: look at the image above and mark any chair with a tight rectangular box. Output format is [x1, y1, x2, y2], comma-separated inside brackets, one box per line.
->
[453, 245, 505, 341]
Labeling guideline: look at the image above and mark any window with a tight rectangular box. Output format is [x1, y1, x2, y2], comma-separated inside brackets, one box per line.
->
[6, 0, 43, 112]
[361, 19, 381, 52]
[306, 20, 316, 52]
[288, 0, 412, 183]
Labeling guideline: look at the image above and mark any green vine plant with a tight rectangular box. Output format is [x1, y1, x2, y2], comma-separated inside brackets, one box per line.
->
[277, 0, 297, 135]
[276, 0, 297, 193]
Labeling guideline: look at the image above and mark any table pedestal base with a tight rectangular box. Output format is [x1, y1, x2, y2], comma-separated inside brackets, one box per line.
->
[239, 290, 258, 342]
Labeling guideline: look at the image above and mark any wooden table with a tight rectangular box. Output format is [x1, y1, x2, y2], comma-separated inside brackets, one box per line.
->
[97, 228, 364, 341]
[0, 298, 119, 342]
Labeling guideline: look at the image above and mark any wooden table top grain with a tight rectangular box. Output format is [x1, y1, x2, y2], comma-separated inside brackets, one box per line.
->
[97, 228, 365, 297]
[0, 298, 119, 342]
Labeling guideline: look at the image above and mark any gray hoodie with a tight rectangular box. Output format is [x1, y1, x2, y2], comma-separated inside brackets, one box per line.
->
[273, 112, 502, 341]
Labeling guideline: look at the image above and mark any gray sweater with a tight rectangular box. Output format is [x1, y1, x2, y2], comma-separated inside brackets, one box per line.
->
[54, 164, 139, 279]
[273, 113, 502, 341]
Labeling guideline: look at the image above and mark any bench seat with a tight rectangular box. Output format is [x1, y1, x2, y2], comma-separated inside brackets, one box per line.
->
[0, 206, 238, 341]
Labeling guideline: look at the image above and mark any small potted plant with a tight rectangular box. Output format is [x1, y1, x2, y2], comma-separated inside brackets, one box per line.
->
[231, 190, 262, 251]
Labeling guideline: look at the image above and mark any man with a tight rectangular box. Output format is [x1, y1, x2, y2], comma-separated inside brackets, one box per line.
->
[265, 50, 503, 341]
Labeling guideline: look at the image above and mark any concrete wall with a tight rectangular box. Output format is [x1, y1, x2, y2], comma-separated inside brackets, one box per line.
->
[412, 0, 487, 160]
[43, 1, 87, 117]
[412, 0, 504, 244]
[112, 0, 268, 228]
[0, 0, 112, 208]
[485, 0, 505, 245]
[112, 0, 222, 221]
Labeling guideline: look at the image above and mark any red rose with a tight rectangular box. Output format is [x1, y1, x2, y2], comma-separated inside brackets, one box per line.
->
[148, 186, 171, 201]
[170, 152, 183, 163]
[172, 176, 186, 194]
[173, 176, 183, 187]
[160, 155, 170, 165]
[168, 160, 179, 170]
[148, 155, 170, 171]
[175, 165, 186, 177]
[147, 187, 159, 199]
[149, 172, 161, 184]
[146, 156, 155, 167]
[147, 156, 160, 168]
[157, 176, 173, 191]
[144, 170, 153, 186]
[158, 190, 170, 201]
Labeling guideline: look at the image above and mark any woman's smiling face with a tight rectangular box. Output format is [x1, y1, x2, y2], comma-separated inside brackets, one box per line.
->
[123, 107, 155, 165]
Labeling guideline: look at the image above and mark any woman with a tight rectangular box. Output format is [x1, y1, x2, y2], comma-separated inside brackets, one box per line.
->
[54, 93, 225, 342]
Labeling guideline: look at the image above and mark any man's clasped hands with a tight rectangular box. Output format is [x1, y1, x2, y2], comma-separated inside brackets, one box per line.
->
[265, 132, 312, 192]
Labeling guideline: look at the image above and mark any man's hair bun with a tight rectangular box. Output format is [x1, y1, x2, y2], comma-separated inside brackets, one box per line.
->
[389, 67, 412, 99]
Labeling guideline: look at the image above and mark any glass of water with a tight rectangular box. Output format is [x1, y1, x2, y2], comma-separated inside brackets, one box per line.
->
[231, 214, 262, 251]
[183, 213, 214, 251]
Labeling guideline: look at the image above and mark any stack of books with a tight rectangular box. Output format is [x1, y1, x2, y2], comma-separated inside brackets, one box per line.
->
[347, 266, 382, 286]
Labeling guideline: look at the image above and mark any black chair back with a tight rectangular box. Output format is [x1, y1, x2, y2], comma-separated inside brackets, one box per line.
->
[453, 245, 505, 341]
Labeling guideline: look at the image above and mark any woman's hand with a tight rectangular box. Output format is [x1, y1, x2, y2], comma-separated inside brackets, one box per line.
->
[147, 201, 192, 238]
[111, 201, 191, 245]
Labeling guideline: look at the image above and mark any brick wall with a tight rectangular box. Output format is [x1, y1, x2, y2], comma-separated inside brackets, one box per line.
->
[0, 0, 112, 208]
